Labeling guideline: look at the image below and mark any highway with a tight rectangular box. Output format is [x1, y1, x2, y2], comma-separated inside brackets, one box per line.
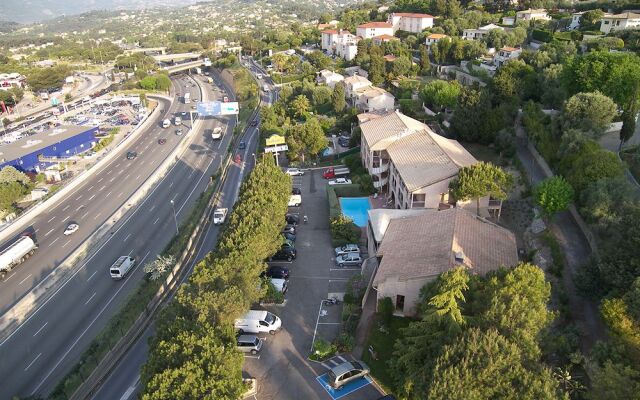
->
[91, 58, 276, 400]
[0, 72, 237, 398]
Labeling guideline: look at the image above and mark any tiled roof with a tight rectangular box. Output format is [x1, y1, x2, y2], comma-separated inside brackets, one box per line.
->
[427, 33, 448, 39]
[373, 34, 398, 41]
[385, 129, 477, 191]
[358, 22, 393, 29]
[343, 75, 372, 85]
[605, 12, 640, 19]
[518, 8, 548, 13]
[501, 46, 520, 52]
[357, 86, 393, 99]
[391, 12, 434, 18]
[374, 208, 518, 284]
[368, 208, 428, 243]
[359, 110, 427, 150]
[321, 29, 339, 34]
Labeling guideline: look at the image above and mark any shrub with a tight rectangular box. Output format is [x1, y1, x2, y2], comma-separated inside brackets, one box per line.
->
[261, 279, 285, 304]
[330, 215, 360, 246]
[312, 338, 337, 360]
[334, 333, 355, 352]
[378, 297, 394, 327]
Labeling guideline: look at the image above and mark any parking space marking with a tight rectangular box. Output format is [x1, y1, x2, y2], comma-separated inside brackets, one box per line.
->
[136, 174, 141, 180]
[19, 274, 32, 285]
[316, 373, 372, 400]
[97, 177, 103, 183]
[88, 185, 94, 191]
[243, 355, 261, 359]
[330, 268, 362, 272]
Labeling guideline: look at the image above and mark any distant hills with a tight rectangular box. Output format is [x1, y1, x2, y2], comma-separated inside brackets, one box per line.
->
[4, 0, 197, 24]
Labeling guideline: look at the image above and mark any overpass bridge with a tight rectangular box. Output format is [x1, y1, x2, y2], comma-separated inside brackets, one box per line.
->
[123, 47, 167, 55]
[163, 60, 206, 74]
[152, 52, 203, 63]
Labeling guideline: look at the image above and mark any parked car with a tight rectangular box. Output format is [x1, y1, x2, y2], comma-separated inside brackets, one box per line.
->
[335, 253, 362, 267]
[282, 232, 296, 242]
[269, 247, 297, 262]
[282, 224, 297, 235]
[329, 178, 352, 186]
[236, 334, 263, 355]
[126, 151, 137, 160]
[288, 195, 301, 207]
[251, 120, 258, 127]
[63, 223, 79, 236]
[334, 244, 360, 257]
[291, 187, 302, 195]
[261, 265, 290, 280]
[285, 214, 299, 225]
[281, 240, 295, 250]
[327, 360, 370, 389]
[285, 168, 304, 176]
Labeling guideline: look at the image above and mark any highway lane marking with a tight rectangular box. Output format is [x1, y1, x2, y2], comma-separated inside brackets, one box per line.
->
[88, 185, 94, 191]
[62, 205, 70, 212]
[88, 194, 96, 201]
[84, 292, 97, 305]
[124, 174, 130, 180]
[118, 169, 124, 175]
[120, 381, 139, 400]
[50, 237, 60, 246]
[136, 174, 141, 180]
[115, 163, 121, 168]
[87, 270, 98, 282]
[149, 205, 156, 212]
[19, 274, 32, 285]
[62, 215, 70, 222]
[76, 195, 83, 201]
[97, 177, 104, 183]
[35, 229, 39, 233]
[47, 216, 56, 223]
[118, 192, 124, 198]
[24, 353, 42, 371]
[100, 185, 106, 191]
[153, 217, 160, 225]
[33, 322, 48, 337]
[169, 181, 174, 188]
[81, 211, 89, 219]
[140, 160, 145, 166]
[94, 212, 102, 220]
[106, 190, 113, 197]
[124, 233, 131, 242]
[177, 155, 216, 215]
[110, 177, 116, 182]
[44, 228, 54, 237]
[62, 239, 72, 248]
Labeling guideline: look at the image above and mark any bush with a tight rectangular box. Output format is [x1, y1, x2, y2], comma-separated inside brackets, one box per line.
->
[261, 279, 285, 304]
[378, 297, 394, 327]
[330, 215, 361, 246]
[311, 338, 337, 360]
[334, 333, 355, 352]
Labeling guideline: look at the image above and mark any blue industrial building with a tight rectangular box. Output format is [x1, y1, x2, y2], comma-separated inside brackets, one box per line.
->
[0, 125, 98, 172]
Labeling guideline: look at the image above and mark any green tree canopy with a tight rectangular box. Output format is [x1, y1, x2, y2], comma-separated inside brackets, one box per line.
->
[421, 79, 461, 110]
[285, 117, 327, 162]
[563, 91, 618, 137]
[449, 162, 513, 215]
[332, 83, 346, 114]
[534, 176, 575, 217]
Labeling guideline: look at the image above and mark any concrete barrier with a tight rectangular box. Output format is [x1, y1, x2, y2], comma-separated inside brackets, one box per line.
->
[0, 95, 171, 244]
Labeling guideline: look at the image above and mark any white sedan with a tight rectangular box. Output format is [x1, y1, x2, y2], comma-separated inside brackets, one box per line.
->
[285, 168, 305, 176]
[328, 178, 352, 186]
[64, 223, 80, 236]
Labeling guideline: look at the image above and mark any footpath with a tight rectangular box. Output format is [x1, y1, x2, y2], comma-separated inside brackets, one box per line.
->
[514, 114, 606, 350]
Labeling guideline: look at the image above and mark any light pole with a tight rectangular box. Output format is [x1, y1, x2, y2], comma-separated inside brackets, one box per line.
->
[170, 200, 178, 235]
[252, 153, 256, 165]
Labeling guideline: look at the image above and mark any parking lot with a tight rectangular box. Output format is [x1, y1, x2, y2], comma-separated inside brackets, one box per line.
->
[242, 169, 384, 400]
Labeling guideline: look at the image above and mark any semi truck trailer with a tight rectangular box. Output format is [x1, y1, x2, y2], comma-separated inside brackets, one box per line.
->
[0, 235, 38, 279]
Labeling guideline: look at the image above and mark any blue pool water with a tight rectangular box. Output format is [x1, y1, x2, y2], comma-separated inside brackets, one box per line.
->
[339, 197, 371, 227]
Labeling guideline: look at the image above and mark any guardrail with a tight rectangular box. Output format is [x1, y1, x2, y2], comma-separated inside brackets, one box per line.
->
[68, 66, 264, 399]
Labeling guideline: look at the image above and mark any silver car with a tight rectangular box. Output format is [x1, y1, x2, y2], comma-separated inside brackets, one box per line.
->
[327, 360, 370, 389]
[335, 253, 362, 267]
[334, 244, 360, 257]
[236, 335, 263, 355]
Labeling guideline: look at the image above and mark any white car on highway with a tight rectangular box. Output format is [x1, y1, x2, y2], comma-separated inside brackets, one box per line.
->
[285, 168, 304, 176]
[63, 223, 79, 236]
[328, 178, 352, 185]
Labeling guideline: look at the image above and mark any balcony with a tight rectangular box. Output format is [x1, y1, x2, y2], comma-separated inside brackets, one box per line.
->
[373, 175, 388, 188]
[371, 162, 389, 174]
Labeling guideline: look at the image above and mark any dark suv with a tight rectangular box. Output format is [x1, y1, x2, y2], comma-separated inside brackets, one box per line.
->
[269, 247, 297, 262]
[285, 214, 299, 225]
[126, 151, 137, 160]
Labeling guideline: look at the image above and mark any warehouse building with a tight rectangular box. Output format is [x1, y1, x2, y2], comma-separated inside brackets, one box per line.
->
[0, 125, 98, 172]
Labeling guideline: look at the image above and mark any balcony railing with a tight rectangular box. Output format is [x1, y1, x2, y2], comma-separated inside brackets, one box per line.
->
[371, 162, 389, 174]
[488, 199, 502, 209]
[373, 175, 388, 188]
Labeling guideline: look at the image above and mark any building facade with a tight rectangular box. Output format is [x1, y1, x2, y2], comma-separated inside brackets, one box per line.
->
[387, 12, 434, 33]
[356, 22, 394, 39]
[462, 23, 504, 40]
[600, 12, 640, 34]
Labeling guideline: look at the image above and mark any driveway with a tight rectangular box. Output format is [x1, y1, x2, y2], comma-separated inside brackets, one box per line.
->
[243, 169, 383, 400]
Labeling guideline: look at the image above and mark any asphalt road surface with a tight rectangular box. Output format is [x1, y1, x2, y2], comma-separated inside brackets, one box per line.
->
[92, 63, 273, 400]
[0, 73, 236, 398]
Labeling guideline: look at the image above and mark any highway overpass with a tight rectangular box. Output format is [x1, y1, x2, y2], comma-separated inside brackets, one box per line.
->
[152, 52, 202, 63]
[123, 47, 167, 55]
[163, 60, 206, 74]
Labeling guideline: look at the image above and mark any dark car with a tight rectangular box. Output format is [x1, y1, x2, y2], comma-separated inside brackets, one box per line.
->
[281, 240, 295, 250]
[251, 120, 258, 127]
[285, 214, 299, 225]
[282, 224, 297, 235]
[282, 232, 296, 242]
[291, 187, 301, 195]
[269, 247, 297, 262]
[261, 265, 290, 280]
[338, 136, 351, 147]
[158, 138, 167, 145]
[126, 151, 137, 160]
[238, 141, 246, 150]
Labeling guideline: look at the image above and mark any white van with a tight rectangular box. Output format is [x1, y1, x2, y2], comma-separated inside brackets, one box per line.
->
[110, 256, 135, 279]
[235, 310, 282, 335]
[288, 195, 301, 207]
[174, 116, 182, 125]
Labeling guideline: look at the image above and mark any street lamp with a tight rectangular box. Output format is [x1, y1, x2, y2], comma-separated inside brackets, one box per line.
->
[170, 200, 178, 235]
[251, 153, 256, 165]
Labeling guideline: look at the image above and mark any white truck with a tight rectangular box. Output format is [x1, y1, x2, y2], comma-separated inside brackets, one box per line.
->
[183, 92, 191, 104]
[213, 208, 228, 225]
[0, 236, 38, 279]
[109, 256, 136, 280]
[235, 310, 282, 335]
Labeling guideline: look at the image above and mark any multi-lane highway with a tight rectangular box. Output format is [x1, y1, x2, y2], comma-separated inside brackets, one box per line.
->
[91, 59, 276, 400]
[0, 72, 237, 398]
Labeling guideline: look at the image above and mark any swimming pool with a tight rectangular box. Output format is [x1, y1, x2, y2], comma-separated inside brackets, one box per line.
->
[339, 197, 371, 227]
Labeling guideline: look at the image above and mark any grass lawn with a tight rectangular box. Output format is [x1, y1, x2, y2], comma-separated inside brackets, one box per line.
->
[362, 315, 412, 394]
[462, 142, 503, 165]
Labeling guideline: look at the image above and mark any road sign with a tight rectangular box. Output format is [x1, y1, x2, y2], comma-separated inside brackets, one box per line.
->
[196, 101, 239, 116]
[264, 144, 288, 153]
[265, 134, 285, 147]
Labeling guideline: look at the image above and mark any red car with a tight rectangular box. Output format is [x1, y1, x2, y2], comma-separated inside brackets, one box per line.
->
[158, 138, 167, 145]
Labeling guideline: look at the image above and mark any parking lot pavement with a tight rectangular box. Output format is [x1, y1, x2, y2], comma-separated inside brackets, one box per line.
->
[243, 169, 383, 400]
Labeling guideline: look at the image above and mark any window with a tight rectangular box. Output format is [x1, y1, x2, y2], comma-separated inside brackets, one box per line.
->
[395, 295, 405, 312]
